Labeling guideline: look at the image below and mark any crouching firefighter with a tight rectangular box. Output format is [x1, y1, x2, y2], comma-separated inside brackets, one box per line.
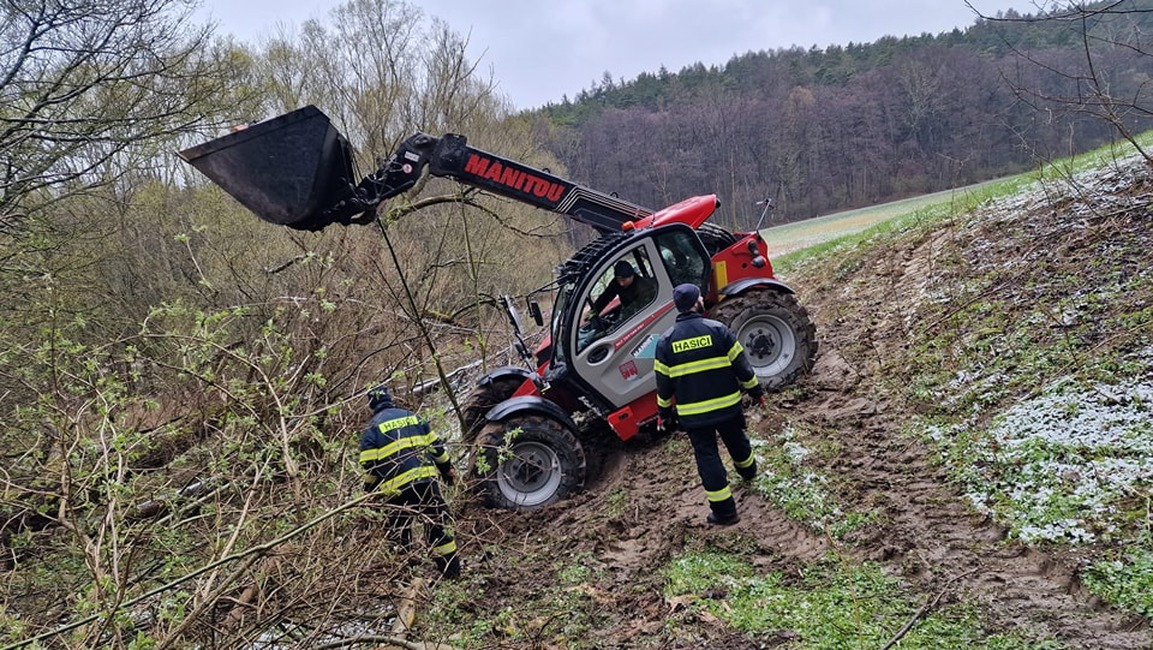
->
[654, 283, 765, 526]
[360, 384, 461, 578]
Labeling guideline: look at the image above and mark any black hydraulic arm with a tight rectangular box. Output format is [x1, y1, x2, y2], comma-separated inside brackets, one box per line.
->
[347, 132, 653, 234]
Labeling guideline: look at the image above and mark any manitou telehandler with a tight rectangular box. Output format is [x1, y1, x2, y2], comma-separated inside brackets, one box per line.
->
[180, 105, 817, 510]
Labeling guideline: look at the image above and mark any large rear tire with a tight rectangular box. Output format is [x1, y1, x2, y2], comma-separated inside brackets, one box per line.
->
[697, 223, 738, 256]
[473, 414, 586, 510]
[711, 289, 817, 390]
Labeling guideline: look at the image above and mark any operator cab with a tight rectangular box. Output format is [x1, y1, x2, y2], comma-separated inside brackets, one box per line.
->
[550, 224, 711, 413]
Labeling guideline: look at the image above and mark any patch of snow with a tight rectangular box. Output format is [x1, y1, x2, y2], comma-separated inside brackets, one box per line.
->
[922, 370, 1153, 544]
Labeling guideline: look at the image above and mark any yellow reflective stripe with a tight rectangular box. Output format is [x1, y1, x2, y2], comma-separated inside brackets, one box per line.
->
[727, 341, 744, 362]
[429, 448, 449, 464]
[371, 466, 440, 497]
[740, 376, 759, 390]
[657, 395, 673, 408]
[359, 432, 437, 463]
[378, 415, 421, 432]
[676, 391, 742, 416]
[662, 356, 731, 378]
[654, 359, 671, 376]
[433, 540, 457, 556]
[706, 485, 733, 502]
[734, 453, 755, 469]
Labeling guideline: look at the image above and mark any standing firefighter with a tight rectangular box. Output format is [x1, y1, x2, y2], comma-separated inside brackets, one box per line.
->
[360, 385, 461, 578]
[654, 284, 765, 525]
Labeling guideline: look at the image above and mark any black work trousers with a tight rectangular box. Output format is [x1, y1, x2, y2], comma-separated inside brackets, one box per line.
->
[386, 480, 460, 577]
[685, 413, 756, 518]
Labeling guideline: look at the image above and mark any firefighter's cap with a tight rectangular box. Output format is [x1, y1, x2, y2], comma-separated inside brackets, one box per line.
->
[673, 283, 701, 312]
[367, 384, 394, 411]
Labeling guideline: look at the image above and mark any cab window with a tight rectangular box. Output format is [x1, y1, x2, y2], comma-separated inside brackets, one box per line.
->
[576, 247, 658, 353]
[656, 229, 709, 288]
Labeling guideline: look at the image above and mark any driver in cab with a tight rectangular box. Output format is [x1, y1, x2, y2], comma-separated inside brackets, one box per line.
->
[587, 260, 657, 324]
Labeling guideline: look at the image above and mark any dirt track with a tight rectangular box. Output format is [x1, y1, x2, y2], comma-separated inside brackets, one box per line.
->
[453, 160, 1153, 648]
[459, 343, 1150, 648]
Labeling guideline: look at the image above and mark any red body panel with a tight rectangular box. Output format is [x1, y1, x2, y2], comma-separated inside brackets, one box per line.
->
[627, 194, 719, 230]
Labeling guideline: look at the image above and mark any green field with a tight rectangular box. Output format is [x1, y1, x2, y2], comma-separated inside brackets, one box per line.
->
[760, 178, 1006, 256]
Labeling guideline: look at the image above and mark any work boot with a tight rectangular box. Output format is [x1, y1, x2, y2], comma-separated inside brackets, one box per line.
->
[437, 554, 462, 579]
[736, 460, 758, 482]
[706, 511, 740, 526]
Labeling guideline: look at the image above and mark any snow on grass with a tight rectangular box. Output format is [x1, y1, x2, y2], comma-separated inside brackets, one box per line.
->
[750, 429, 834, 523]
[925, 358, 1153, 544]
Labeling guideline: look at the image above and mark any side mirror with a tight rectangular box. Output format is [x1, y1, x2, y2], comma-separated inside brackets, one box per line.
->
[527, 300, 544, 327]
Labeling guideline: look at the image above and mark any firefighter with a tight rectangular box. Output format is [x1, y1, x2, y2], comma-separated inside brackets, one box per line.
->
[654, 283, 765, 525]
[359, 384, 461, 578]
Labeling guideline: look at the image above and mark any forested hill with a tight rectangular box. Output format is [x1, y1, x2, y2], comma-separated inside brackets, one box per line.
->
[529, 1, 1153, 229]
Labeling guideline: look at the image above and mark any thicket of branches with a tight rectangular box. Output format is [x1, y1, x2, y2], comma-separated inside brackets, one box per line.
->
[0, 0, 573, 646]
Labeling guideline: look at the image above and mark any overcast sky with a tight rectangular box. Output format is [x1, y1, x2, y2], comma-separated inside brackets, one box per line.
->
[196, 0, 1049, 110]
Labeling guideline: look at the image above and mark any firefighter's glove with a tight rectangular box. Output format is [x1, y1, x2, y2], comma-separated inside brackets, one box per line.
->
[440, 466, 456, 486]
[657, 409, 678, 433]
[748, 386, 767, 410]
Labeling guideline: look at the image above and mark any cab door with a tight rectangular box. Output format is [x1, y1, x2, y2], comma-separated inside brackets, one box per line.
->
[569, 227, 711, 408]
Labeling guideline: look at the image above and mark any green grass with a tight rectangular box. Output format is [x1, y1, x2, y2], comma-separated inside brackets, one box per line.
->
[1083, 544, 1153, 619]
[763, 132, 1153, 623]
[765, 132, 1153, 275]
[663, 549, 1057, 649]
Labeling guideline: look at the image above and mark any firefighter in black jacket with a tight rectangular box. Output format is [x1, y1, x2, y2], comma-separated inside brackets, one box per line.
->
[360, 384, 461, 578]
[654, 284, 764, 525]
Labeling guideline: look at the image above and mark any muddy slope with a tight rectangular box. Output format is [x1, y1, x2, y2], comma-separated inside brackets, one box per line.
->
[451, 158, 1153, 649]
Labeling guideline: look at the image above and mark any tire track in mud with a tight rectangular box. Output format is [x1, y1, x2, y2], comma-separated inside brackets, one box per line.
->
[457, 433, 836, 649]
[459, 386, 1148, 648]
[796, 376, 1151, 649]
[469, 434, 833, 574]
[597, 443, 833, 570]
[783, 215, 1153, 648]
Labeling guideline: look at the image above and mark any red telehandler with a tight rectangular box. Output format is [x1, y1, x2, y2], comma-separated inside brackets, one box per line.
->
[180, 105, 817, 510]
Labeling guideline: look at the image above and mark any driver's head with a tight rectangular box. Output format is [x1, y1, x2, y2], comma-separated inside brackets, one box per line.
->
[614, 260, 636, 287]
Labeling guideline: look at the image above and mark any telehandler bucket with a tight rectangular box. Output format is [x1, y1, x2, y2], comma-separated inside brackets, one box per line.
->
[178, 105, 358, 230]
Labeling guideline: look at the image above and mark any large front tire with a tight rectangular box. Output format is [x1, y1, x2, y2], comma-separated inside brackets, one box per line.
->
[459, 375, 526, 441]
[473, 415, 586, 510]
[711, 290, 817, 390]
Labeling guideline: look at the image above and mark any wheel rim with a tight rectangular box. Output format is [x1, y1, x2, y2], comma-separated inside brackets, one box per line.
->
[737, 313, 796, 378]
[496, 440, 563, 507]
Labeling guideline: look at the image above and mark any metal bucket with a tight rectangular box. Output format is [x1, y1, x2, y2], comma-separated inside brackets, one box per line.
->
[178, 105, 358, 230]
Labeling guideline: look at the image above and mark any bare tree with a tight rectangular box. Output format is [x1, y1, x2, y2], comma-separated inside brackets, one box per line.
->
[0, 0, 251, 229]
[973, 0, 1153, 165]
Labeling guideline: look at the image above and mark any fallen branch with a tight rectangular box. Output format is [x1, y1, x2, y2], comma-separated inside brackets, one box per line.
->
[880, 568, 977, 650]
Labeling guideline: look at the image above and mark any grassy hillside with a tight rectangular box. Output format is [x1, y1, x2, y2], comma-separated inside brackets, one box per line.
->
[412, 139, 1153, 648]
